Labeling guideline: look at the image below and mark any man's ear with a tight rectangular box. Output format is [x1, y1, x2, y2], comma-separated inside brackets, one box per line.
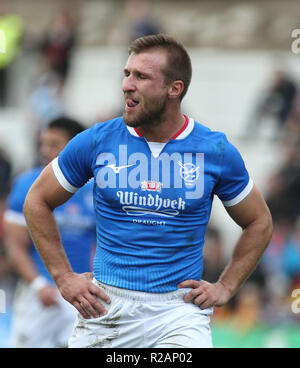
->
[167, 80, 184, 100]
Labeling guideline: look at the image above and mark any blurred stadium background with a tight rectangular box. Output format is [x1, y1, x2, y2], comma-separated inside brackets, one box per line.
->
[0, 0, 300, 348]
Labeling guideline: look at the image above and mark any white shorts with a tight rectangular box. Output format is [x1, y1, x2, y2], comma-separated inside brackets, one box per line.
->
[10, 279, 77, 348]
[68, 279, 213, 348]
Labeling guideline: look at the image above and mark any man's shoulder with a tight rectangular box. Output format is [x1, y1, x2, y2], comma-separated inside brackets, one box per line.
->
[192, 119, 227, 144]
[67, 117, 125, 151]
[92, 116, 125, 135]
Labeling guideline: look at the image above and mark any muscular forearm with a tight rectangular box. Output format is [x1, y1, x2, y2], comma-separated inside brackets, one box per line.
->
[23, 193, 73, 285]
[218, 218, 272, 298]
[178, 186, 273, 309]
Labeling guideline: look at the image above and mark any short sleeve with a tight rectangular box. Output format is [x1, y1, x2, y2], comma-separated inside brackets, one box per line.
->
[52, 128, 94, 193]
[214, 136, 253, 207]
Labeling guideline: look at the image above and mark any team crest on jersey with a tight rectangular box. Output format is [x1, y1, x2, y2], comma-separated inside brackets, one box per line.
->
[178, 161, 200, 187]
[141, 180, 163, 193]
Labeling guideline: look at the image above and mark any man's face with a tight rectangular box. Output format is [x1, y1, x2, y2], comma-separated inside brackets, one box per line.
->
[40, 128, 70, 165]
[122, 49, 170, 128]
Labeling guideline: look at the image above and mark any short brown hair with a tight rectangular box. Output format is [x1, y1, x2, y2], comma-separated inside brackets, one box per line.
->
[128, 34, 192, 101]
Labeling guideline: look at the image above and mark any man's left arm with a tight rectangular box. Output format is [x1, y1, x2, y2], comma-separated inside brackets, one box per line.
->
[178, 184, 273, 309]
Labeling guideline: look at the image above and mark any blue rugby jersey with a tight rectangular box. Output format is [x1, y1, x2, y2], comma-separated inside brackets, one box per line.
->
[5, 167, 96, 283]
[52, 116, 253, 292]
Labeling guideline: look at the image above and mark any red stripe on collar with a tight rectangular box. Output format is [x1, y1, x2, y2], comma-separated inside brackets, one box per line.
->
[133, 115, 189, 140]
[134, 127, 143, 137]
[170, 115, 189, 140]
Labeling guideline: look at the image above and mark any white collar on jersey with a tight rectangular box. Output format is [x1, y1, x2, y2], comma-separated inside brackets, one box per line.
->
[126, 115, 195, 141]
[126, 116, 194, 158]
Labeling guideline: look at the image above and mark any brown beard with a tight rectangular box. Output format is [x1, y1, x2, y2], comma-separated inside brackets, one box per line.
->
[123, 94, 168, 128]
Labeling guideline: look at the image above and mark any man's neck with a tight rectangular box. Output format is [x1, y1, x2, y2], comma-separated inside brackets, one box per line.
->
[136, 111, 186, 143]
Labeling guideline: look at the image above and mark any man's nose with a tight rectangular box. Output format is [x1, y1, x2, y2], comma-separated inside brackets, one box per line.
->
[122, 75, 136, 93]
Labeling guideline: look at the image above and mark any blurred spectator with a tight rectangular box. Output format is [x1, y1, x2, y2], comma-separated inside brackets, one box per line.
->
[245, 70, 298, 139]
[284, 91, 300, 140]
[230, 282, 263, 333]
[28, 71, 65, 132]
[125, 0, 161, 42]
[0, 146, 11, 199]
[258, 134, 300, 326]
[265, 136, 300, 225]
[262, 134, 300, 282]
[0, 4, 24, 107]
[202, 225, 225, 283]
[261, 219, 300, 287]
[38, 8, 77, 87]
[203, 225, 234, 323]
[0, 147, 12, 243]
[261, 268, 296, 326]
[27, 71, 66, 165]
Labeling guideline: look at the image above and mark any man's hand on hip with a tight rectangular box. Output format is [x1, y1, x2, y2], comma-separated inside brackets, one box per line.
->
[177, 279, 231, 309]
[56, 272, 111, 319]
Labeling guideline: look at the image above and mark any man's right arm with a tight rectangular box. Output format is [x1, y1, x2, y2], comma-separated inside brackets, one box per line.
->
[23, 163, 110, 318]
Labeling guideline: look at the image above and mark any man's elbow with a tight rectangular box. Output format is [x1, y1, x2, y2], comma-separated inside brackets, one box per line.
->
[261, 210, 273, 247]
[23, 192, 32, 223]
[23, 189, 40, 223]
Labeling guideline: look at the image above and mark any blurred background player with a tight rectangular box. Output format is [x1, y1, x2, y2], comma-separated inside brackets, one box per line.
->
[3, 117, 96, 348]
